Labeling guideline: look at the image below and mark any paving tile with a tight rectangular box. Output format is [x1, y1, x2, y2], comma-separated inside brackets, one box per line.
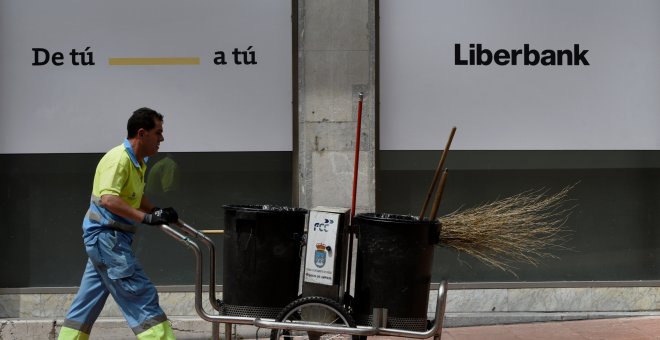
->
[396, 317, 660, 340]
[624, 317, 660, 335]
[558, 318, 654, 340]
[446, 326, 518, 340]
[508, 322, 584, 339]
[438, 332, 457, 340]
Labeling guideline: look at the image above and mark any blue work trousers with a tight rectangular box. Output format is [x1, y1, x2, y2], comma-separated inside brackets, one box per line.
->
[62, 230, 169, 336]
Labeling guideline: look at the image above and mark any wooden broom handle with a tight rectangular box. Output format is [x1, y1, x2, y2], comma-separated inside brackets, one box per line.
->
[419, 127, 456, 220]
[429, 169, 448, 221]
[200, 230, 225, 234]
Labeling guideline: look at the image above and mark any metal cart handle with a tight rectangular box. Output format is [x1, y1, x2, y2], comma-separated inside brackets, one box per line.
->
[158, 221, 254, 325]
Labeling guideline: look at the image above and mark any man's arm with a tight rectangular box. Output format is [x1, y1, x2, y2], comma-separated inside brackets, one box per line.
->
[100, 194, 146, 223]
[139, 195, 157, 214]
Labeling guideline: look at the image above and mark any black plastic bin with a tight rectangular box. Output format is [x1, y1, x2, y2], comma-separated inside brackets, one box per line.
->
[353, 213, 440, 331]
[222, 205, 307, 318]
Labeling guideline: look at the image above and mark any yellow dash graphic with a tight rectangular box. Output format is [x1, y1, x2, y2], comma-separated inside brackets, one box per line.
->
[108, 57, 200, 65]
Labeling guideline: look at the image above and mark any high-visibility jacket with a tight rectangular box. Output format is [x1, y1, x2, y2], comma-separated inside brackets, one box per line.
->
[82, 139, 147, 244]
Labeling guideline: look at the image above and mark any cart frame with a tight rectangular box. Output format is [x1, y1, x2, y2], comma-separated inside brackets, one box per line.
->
[159, 220, 448, 339]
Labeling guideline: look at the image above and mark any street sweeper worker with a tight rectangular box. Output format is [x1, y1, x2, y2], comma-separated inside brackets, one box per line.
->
[59, 107, 179, 340]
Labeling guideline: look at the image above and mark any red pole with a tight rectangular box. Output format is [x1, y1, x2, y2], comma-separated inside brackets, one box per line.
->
[345, 92, 363, 301]
[350, 93, 364, 222]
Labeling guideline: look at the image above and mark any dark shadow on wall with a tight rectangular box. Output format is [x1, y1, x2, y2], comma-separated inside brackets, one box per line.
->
[377, 150, 660, 282]
[0, 152, 292, 288]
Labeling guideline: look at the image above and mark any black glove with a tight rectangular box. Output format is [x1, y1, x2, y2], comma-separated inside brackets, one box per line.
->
[143, 207, 179, 225]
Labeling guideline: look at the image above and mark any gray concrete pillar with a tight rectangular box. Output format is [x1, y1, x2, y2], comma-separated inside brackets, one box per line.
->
[296, 0, 377, 213]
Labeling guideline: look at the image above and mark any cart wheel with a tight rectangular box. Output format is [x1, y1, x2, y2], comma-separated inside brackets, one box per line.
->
[270, 296, 358, 340]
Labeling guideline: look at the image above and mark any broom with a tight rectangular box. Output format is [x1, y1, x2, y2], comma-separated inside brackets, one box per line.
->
[420, 128, 574, 274]
[437, 185, 575, 274]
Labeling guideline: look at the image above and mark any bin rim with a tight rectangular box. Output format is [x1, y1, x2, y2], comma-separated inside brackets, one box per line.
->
[354, 212, 440, 225]
[222, 204, 308, 214]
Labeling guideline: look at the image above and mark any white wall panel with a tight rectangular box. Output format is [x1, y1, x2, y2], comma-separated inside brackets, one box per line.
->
[0, 0, 291, 153]
[380, 0, 660, 150]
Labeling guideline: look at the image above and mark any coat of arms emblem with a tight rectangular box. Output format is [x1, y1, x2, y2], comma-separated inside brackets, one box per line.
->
[314, 243, 327, 268]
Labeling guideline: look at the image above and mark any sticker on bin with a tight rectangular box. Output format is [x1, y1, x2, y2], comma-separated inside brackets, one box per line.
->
[304, 210, 339, 285]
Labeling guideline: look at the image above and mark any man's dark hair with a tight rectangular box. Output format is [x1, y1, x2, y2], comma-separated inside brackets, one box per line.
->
[127, 107, 164, 138]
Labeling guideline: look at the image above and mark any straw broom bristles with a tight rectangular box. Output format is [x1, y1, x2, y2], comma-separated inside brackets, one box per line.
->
[437, 185, 575, 275]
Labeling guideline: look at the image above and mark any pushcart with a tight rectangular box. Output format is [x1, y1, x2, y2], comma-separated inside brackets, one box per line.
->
[157, 209, 448, 340]
[156, 93, 450, 340]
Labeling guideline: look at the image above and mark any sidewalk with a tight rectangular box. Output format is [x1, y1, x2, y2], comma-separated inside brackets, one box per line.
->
[433, 316, 660, 340]
[2, 316, 659, 339]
